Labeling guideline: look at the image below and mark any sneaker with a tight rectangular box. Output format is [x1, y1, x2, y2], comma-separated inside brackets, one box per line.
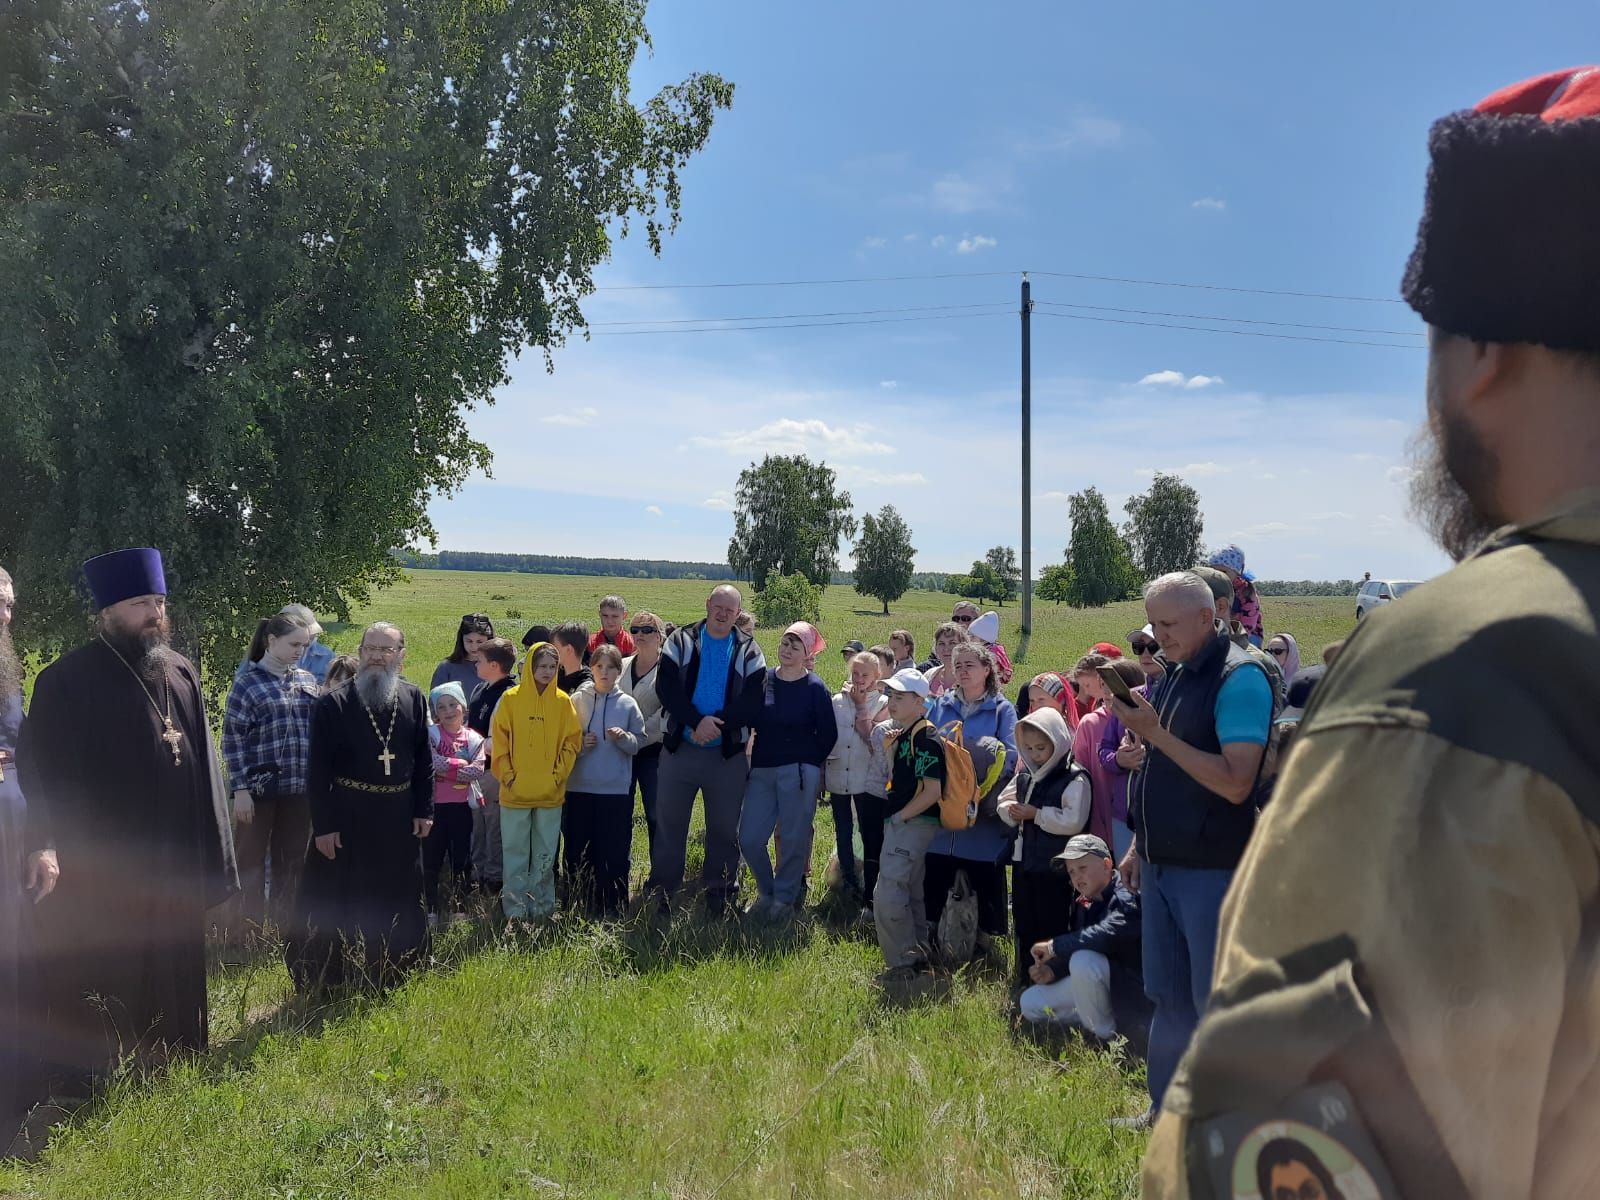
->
[743, 897, 771, 920]
[1110, 1105, 1156, 1132]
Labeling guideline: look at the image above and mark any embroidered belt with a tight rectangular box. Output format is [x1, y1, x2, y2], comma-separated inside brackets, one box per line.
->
[334, 776, 411, 795]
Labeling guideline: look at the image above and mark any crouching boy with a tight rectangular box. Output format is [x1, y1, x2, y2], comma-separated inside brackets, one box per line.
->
[1019, 833, 1150, 1045]
[872, 669, 944, 986]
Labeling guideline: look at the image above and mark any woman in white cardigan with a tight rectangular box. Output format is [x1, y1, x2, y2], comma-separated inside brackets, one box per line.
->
[823, 651, 888, 910]
[619, 611, 668, 858]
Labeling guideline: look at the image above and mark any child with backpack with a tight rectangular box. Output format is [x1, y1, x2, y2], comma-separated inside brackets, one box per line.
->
[997, 707, 1092, 984]
[872, 668, 952, 989]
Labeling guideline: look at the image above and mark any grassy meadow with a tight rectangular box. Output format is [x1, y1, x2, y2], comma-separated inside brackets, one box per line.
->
[2, 571, 1354, 1199]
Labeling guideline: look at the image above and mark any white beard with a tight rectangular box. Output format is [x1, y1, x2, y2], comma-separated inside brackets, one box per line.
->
[354, 663, 401, 709]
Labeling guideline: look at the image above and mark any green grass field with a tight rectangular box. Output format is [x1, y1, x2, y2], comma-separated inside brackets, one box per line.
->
[2, 572, 1354, 1199]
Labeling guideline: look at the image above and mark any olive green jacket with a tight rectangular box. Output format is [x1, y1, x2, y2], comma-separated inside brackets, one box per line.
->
[1143, 493, 1600, 1200]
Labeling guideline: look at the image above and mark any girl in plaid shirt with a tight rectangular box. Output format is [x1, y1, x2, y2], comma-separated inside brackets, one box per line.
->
[222, 613, 321, 942]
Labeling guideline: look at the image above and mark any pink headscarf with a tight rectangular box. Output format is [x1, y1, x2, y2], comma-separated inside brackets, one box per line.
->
[784, 621, 827, 662]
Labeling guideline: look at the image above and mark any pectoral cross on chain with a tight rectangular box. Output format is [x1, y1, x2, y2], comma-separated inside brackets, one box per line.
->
[377, 747, 396, 776]
[160, 717, 185, 765]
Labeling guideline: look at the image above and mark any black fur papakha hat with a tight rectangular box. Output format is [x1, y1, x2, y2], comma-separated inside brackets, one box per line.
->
[1402, 67, 1600, 352]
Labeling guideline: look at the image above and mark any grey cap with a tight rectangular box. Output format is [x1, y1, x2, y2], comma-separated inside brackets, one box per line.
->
[842, 640, 866, 655]
[1052, 833, 1112, 867]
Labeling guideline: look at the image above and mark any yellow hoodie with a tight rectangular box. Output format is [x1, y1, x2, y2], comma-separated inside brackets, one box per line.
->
[489, 644, 582, 809]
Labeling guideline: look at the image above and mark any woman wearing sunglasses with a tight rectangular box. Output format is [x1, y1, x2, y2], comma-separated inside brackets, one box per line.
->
[619, 612, 668, 859]
[1263, 633, 1301, 685]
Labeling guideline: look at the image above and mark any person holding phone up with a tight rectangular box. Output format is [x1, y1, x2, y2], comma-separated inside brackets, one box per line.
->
[1104, 571, 1273, 1131]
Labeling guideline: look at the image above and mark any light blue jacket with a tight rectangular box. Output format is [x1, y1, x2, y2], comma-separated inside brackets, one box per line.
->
[925, 689, 1018, 862]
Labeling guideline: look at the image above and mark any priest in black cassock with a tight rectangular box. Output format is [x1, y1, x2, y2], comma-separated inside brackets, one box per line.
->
[285, 621, 433, 993]
[18, 548, 236, 1096]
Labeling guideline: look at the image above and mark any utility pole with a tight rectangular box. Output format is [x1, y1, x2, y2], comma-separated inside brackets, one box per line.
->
[1018, 272, 1033, 662]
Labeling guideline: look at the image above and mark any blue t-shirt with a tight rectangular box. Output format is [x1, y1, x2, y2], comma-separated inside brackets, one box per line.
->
[690, 628, 734, 748]
[1212, 665, 1274, 746]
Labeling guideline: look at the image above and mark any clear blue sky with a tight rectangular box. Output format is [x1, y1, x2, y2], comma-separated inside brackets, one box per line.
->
[427, 2, 1598, 580]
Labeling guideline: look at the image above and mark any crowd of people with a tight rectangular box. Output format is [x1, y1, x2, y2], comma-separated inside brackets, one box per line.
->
[0, 538, 1332, 1143]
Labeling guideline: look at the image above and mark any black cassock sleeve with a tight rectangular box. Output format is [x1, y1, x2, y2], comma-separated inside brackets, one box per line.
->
[17, 663, 65, 854]
[306, 693, 339, 837]
[410, 687, 433, 821]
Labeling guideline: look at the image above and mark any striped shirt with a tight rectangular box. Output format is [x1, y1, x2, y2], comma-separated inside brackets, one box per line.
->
[222, 662, 321, 795]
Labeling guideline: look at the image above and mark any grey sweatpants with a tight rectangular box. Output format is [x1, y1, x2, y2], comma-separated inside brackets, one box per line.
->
[648, 743, 749, 899]
[874, 818, 941, 968]
[471, 775, 503, 885]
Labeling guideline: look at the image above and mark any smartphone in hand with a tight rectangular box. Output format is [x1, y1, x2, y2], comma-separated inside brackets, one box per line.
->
[1097, 665, 1136, 705]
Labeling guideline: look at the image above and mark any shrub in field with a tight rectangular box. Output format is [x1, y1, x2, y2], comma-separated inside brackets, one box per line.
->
[752, 572, 822, 628]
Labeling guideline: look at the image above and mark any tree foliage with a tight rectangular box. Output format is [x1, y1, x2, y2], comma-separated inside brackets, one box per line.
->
[852, 506, 916, 615]
[982, 546, 1020, 607]
[750, 571, 822, 629]
[396, 550, 744, 581]
[0, 1, 732, 677]
[1036, 562, 1075, 606]
[1123, 473, 1205, 578]
[727, 455, 857, 592]
[1066, 487, 1142, 607]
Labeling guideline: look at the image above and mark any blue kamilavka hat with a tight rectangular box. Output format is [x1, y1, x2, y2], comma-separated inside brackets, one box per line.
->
[82, 547, 167, 611]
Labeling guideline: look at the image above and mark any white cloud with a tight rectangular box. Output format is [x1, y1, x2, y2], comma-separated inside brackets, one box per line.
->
[1233, 522, 1305, 539]
[1039, 490, 1074, 502]
[848, 468, 929, 486]
[902, 233, 919, 243]
[956, 234, 997, 254]
[644, 505, 663, 517]
[1138, 370, 1223, 389]
[688, 417, 894, 459]
[1309, 511, 1354, 522]
[1135, 462, 1231, 479]
[700, 492, 733, 511]
[1057, 114, 1125, 150]
[1386, 465, 1418, 485]
[1192, 197, 1227, 212]
[862, 236, 888, 250]
[930, 234, 948, 249]
[539, 405, 599, 427]
[879, 380, 899, 390]
[931, 172, 1006, 215]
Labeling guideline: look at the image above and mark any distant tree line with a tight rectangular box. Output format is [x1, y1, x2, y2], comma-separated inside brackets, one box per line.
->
[1251, 580, 1361, 597]
[395, 550, 748, 581]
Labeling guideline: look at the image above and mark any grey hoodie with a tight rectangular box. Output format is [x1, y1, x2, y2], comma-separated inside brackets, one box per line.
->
[566, 684, 644, 795]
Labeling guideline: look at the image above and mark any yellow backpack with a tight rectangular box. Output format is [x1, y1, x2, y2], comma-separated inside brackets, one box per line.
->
[889, 718, 979, 831]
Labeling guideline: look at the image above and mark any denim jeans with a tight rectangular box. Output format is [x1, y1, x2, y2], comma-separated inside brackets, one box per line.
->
[740, 763, 821, 907]
[1141, 859, 1234, 1110]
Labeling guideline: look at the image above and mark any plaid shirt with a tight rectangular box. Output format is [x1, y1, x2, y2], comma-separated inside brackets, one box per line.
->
[222, 662, 321, 795]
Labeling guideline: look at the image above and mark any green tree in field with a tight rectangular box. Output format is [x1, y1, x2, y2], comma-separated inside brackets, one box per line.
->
[750, 571, 822, 629]
[1036, 562, 1075, 605]
[1066, 487, 1141, 607]
[0, 1, 732, 676]
[852, 505, 916, 615]
[727, 455, 857, 591]
[983, 546, 1021, 606]
[1124, 472, 1206, 578]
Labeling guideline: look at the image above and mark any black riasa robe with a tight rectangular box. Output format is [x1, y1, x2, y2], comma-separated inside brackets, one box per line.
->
[285, 679, 432, 992]
[2, 687, 35, 1130]
[17, 641, 236, 1087]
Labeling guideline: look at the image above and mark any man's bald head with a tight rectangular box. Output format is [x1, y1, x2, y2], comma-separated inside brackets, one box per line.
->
[707, 585, 743, 637]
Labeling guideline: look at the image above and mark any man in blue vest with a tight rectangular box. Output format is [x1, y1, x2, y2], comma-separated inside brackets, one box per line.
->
[1106, 571, 1273, 1129]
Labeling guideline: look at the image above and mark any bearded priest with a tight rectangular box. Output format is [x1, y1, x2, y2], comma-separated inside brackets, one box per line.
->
[18, 548, 236, 1096]
[286, 622, 433, 993]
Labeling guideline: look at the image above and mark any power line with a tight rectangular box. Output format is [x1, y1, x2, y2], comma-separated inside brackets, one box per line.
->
[588, 310, 1013, 336]
[591, 266, 1405, 305]
[1034, 300, 1424, 339]
[1025, 270, 1404, 305]
[1032, 309, 1421, 349]
[593, 269, 1015, 292]
[589, 301, 1012, 327]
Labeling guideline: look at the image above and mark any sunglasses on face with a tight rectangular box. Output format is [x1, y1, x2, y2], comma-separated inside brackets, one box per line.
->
[1267, 646, 1288, 657]
[629, 626, 658, 637]
[953, 615, 976, 624]
[1131, 640, 1158, 655]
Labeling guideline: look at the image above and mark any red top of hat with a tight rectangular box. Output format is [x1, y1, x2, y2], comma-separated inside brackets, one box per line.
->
[1476, 66, 1600, 122]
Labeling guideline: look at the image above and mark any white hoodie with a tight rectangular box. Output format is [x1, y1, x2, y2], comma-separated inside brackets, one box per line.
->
[996, 706, 1090, 862]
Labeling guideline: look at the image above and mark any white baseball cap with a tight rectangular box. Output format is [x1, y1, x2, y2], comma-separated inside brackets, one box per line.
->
[882, 668, 931, 699]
